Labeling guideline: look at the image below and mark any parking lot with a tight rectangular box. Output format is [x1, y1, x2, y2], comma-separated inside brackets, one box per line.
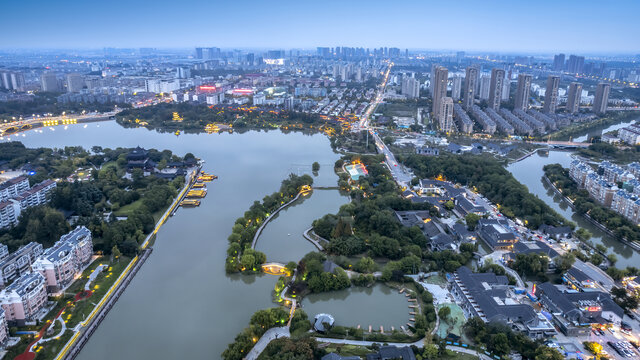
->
[551, 326, 640, 360]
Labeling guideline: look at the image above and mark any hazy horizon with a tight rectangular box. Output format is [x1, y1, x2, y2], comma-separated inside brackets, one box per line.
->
[2, 0, 639, 53]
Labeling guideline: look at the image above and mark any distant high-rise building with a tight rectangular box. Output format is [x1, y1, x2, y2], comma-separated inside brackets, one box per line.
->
[431, 66, 448, 119]
[65, 73, 84, 93]
[317, 47, 330, 58]
[207, 47, 221, 59]
[501, 71, 511, 101]
[402, 77, 420, 99]
[266, 50, 285, 59]
[593, 82, 611, 115]
[553, 53, 565, 71]
[456, 51, 466, 63]
[567, 55, 585, 74]
[478, 76, 491, 101]
[195, 47, 204, 59]
[543, 75, 560, 113]
[566, 82, 583, 114]
[0, 71, 25, 91]
[438, 97, 454, 132]
[463, 66, 478, 110]
[451, 75, 462, 101]
[40, 73, 59, 92]
[514, 74, 532, 111]
[176, 67, 191, 79]
[488, 68, 505, 110]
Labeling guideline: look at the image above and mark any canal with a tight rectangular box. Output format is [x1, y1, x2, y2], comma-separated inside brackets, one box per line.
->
[507, 150, 640, 268]
[9, 122, 404, 359]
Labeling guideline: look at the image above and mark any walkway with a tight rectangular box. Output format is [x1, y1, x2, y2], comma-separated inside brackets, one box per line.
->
[245, 327, 290, 360]
[302, 227, 325, 251]
[314, 338, 489, 359]
[251, 191, 304, 249]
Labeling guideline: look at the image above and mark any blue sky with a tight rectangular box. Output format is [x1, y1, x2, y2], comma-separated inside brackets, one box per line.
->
[2, 0, 638, 53]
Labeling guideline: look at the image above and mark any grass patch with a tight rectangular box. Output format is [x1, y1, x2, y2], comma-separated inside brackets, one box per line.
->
[34, 330, 74, 360]
[324, 344, 373, 356]
[64, 256, 132, 328]
[113, 199, 145, 217]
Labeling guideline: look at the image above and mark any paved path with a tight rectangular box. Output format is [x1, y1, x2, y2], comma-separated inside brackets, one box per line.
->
[245, 326, 290, 360]
[251, 191, 303, 249]
[315, 338, 488, 359]
[302, 227, 325, 251]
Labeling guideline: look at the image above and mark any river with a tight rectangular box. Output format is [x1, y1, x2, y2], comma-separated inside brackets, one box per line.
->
[507, 151, 639, 267]
[7, 121, 404, 359]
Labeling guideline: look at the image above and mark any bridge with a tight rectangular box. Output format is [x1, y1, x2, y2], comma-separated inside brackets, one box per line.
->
[529, 140, 591, 149]
[1, 112, 116, 136]
[261, 263, 289, 276]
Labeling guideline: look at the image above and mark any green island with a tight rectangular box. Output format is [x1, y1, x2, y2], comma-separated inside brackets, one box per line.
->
[116, 102, 347, 136]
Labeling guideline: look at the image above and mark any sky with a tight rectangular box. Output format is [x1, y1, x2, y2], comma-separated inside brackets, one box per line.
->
[2, 0, 638, 53]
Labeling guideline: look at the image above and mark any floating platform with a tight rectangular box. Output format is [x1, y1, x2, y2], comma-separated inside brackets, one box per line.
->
[180, 199, 201, 207]
[192, 183, 206, 189]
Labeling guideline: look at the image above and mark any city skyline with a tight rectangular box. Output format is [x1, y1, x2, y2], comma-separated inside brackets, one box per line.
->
[2, 0, 639, 53]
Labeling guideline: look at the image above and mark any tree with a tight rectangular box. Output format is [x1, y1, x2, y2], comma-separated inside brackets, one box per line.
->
[312, 162, 320, 172]
[489, 333, 511, 355]
[438, 306, 451, 321]
[354, 257, 376, 273]
[111, 245, 122, 262]
[444, 200, 454, 211]
[465, 213, 481, 230]
[554, 253, 575, 273]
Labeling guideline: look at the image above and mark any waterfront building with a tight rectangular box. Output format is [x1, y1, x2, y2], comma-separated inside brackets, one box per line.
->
[32, 226, 93, 293]
[488, 68, 505, 110]
[566, 82, 582, 114]
[543, 76, 560, 114]
[0, 272, 47, 326]
[514, 74, 532, 111]
[0, 176, 30, 202]
[619, 123, 640, 145]
[0, 243, 44, 287]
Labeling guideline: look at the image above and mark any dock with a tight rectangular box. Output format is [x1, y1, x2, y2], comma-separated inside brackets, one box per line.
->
[186, 189, 207, 198]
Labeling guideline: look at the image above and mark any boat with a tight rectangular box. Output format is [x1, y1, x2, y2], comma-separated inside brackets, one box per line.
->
[180, 199, 200, 207]
[186, 189, 207, 198]
[192, 183, 206, 189]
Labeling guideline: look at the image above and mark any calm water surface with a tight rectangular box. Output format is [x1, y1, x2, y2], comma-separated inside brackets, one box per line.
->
[8, 122, 402, 359]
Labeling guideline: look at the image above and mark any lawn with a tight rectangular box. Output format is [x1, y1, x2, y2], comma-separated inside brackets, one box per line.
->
[323, 344, 375, 357]
[64, 256, 132, 328]
[436, 303, 466, 339]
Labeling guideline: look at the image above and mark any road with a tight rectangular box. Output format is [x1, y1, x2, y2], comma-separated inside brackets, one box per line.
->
[355, 61, 414, 187]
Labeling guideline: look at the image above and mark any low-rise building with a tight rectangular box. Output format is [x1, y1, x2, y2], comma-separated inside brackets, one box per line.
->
[0, 242, 44, 287]
[477, 219, 519, 250]
[32, 226, 93, 293]
[450, 266, 555, 338]
[0, 176, 30, 202]
[0, 308, 8, 346]
[0, 272, 47, 326]
[535, 282, 623, 336]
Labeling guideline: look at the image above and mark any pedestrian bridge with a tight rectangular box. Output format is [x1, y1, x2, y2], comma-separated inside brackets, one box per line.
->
[262, 262, 289, 276]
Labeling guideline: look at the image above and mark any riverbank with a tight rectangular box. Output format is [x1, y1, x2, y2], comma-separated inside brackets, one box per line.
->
[50, 167, 198, 360]
[542, 174, 640, 252]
